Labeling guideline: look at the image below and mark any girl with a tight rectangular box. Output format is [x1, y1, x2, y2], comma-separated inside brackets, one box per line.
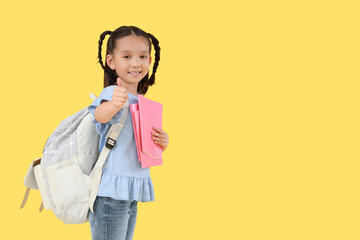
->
[87, 26, 169, 240]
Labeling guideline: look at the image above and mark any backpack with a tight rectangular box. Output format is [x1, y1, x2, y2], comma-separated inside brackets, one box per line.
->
[20, 93, 130, 224]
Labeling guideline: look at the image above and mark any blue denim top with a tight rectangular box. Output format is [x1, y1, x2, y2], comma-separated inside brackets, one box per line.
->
[88, 85, 155, 202]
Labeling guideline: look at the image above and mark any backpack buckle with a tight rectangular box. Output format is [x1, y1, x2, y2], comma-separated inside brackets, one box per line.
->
[105, 137, 116, 149]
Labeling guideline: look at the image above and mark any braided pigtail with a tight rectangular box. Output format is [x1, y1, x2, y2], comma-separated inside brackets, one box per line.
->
[137, 32, 161, 95]
[97, 30, 111, 71]
[147, 33, 161, 86]
[97, 30, 118, 87]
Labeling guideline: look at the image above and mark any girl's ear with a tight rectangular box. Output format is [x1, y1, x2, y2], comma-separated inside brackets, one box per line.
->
[149, 56, 152, 65]
[107, 54, 115, 70]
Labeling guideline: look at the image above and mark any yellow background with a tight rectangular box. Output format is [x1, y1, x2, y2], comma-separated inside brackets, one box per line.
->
[1, 0, 359, 239]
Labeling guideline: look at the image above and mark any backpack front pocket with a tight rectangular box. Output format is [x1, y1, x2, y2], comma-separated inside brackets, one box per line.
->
[46, 158, 90, 215]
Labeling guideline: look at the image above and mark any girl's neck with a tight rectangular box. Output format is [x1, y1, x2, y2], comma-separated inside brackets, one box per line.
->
[124, 84, 138, 97]
[115, 82, 138, 97]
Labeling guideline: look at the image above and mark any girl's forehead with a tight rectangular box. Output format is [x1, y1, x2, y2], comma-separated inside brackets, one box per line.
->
[115, 36, 149, 52]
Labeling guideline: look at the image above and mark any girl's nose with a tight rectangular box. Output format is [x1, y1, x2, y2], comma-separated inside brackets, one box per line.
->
[131, 58, 140, 67]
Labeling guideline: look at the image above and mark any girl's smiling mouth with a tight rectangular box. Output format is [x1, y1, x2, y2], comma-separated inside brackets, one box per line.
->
[129, 71, 141, 76]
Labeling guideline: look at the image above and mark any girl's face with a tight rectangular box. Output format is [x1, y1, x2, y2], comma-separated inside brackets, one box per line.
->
[107, 35, 152, 88]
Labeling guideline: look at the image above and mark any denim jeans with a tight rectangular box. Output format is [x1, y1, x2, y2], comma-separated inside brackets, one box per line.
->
[88, 196, 138, 240]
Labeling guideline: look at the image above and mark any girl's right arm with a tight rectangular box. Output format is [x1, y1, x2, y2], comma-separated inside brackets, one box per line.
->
[94, 100, 120, 123]
[94, 78, 129, 123]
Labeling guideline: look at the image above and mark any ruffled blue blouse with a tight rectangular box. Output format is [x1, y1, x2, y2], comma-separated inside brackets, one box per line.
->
[88, 85, 155, 202]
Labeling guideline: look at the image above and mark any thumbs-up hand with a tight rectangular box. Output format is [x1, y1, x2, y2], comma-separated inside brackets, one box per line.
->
[110, 77, 129, 110]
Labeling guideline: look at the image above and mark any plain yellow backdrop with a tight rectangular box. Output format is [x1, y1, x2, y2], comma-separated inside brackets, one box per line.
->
[1, 0, 359, 239]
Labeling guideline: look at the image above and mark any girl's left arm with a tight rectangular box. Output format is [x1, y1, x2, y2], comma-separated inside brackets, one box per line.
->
[151, 126, 169, 151]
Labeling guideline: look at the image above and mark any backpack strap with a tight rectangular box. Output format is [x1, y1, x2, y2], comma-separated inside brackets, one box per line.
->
[88, 99, 130, 213]
[20, 187, 31, 209]
[20, 158, 41, 209]
[39, 201, 44, 212]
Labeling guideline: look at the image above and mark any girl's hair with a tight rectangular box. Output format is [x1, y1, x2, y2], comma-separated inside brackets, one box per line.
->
[97, 26, 161, 95]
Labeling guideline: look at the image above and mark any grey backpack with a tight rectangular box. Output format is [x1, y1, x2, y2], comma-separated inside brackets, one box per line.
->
[20, 93, 129, 224]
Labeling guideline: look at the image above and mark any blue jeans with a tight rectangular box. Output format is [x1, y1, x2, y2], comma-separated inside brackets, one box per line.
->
[88, 196, 138, 240]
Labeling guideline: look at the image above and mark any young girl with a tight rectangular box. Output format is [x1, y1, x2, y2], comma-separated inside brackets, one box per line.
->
[87, 26, 169, 240]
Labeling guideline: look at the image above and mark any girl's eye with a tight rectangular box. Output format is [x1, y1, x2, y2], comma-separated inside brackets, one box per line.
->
[123, 56, 147, 59]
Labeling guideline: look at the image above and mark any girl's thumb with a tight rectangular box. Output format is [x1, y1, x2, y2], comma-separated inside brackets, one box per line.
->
[117, 77, 123, 87]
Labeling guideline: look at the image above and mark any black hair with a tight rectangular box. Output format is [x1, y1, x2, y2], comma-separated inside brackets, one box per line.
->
[97, 26, 161, 95]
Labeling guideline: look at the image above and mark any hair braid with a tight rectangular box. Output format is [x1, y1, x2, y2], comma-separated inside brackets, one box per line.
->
[97, 31, 112, 71]
[97, 30, 119, 87]
[147, 33, 161, 86]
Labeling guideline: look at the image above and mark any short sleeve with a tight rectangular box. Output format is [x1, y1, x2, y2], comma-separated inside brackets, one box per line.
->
[88, 86, 125, 135]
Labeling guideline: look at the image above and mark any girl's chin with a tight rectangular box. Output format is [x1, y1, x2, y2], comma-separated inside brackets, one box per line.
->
[121, 78, 143, 84]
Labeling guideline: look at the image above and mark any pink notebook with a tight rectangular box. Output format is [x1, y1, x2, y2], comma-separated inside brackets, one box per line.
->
[130, 94, 163, 168]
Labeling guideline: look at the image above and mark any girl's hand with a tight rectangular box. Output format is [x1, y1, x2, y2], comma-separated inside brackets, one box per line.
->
[110, 77, 129, 110]
[152, 127, 169, 151]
